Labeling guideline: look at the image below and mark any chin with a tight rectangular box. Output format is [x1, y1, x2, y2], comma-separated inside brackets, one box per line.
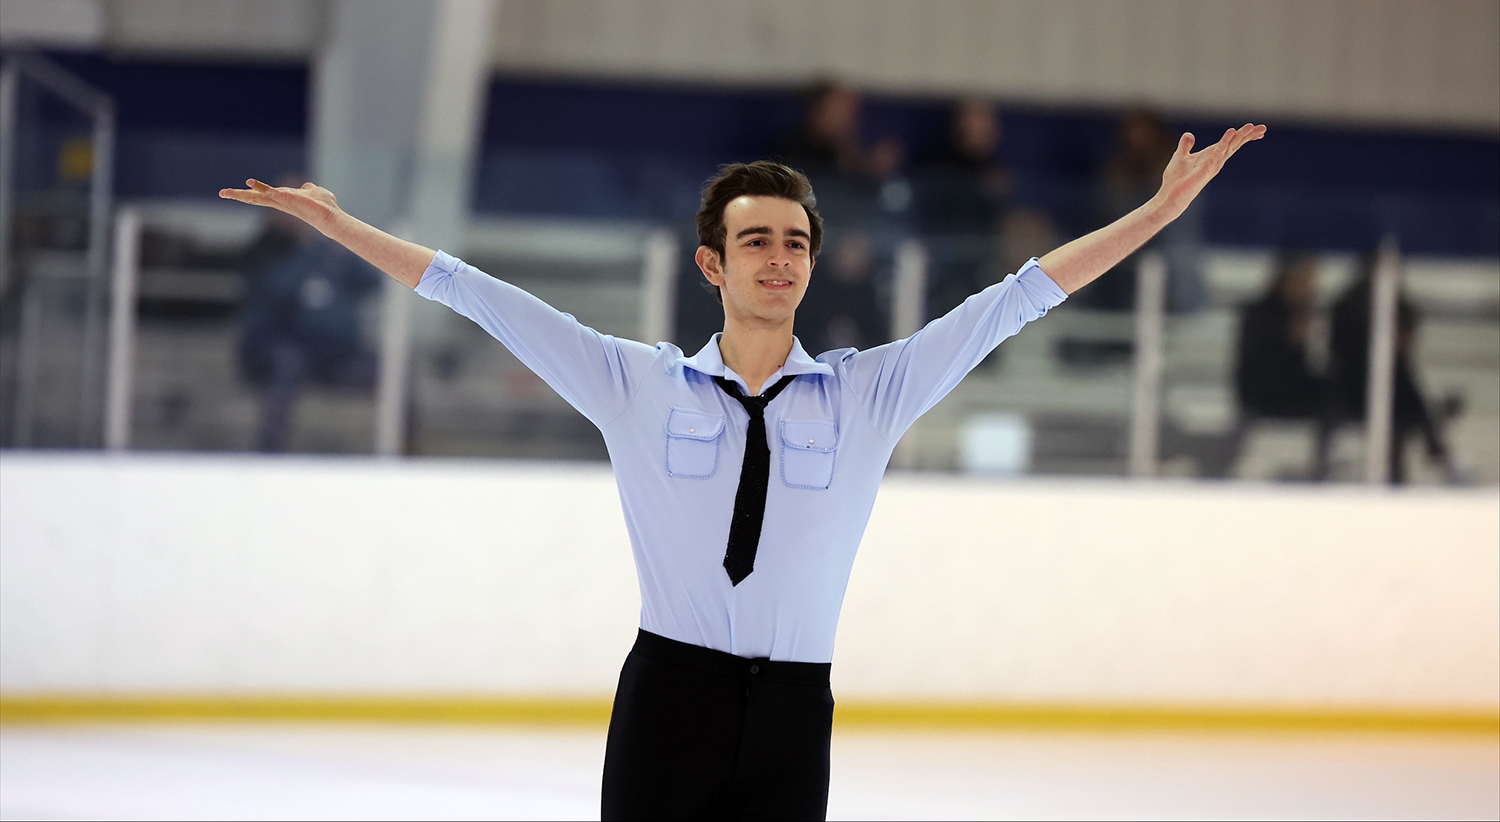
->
[728, 292, 801, 320]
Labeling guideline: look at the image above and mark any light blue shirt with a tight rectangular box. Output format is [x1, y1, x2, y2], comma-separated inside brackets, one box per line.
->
[416, 250, 1067, 662]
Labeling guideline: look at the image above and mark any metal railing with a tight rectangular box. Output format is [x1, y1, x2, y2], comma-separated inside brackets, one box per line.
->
[81, 204, 1472, 485]
[0, 51, 114, 447]
[98, 212, 681, 455]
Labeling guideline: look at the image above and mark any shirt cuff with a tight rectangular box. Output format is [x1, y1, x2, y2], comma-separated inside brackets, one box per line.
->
[1017, 257, 1069, 308]
[414, 249, 460, 299]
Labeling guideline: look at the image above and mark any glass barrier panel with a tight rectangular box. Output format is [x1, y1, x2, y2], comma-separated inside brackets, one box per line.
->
[1176, 248, 1499, 485]
[1, 76, 100, 448]
[120, 201, 381, 454]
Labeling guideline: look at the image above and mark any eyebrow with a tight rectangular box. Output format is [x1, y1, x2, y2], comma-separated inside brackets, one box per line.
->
[735, 226, 811, 240]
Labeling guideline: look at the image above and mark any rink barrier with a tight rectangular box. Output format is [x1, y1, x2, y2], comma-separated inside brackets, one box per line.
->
[2, 696, 1496, 735]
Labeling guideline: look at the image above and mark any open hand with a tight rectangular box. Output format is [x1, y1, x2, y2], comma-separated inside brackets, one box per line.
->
[1156, 123, 1266, 217]
[218, 179, 341, 231]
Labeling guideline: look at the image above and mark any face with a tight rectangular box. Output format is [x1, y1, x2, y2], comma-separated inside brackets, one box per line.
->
[955, 99, 998, 157]
[696, 195, 815, 328]
[811, 87, 859, 142]
[1122, 112, 1164, 154]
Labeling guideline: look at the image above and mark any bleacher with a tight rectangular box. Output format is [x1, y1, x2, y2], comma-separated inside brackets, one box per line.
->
[1, 58, 1495, 484]
[66, 200, 1495, 488]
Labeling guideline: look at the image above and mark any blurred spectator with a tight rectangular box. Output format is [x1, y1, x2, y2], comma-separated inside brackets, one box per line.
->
[774, 79, 906, 223]
[794, 230, 886, 355]
[916, 98, 1013, 319]
[1318, 252, 1454, 483]
[1235, 250, 1326, 420]
[1075, 108, 1206, 314]
[918, 98, 1010, 235]
[773, 80, 905, 356]
[775, 79, 903, 182]
[237, 186, 379, 452]
[776, 79, 865, 176]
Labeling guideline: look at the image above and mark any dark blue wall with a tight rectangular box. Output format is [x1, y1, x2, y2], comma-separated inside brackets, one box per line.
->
[17, 49, 1498, 255]
[475, 77, 1499, 255]
[30, 50, 308, 197]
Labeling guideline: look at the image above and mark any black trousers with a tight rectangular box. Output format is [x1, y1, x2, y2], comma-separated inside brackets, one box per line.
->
[601, 629, 835, 821]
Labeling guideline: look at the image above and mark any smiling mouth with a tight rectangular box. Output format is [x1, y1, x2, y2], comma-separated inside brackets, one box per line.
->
[758, 278, 793, 289]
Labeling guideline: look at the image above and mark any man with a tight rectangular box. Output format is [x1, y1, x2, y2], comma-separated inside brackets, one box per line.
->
[221, 121, 1263, 820]
[237, 206, 378, 452]
[1235, 249, 1325, 422]
[1323, 251, 1453, 484]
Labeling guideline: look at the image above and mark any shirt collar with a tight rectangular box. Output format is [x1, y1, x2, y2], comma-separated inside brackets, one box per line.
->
[674, 333, 834, 393]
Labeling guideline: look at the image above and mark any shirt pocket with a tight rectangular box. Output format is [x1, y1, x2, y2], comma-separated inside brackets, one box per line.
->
[664, 407, 725, 479]
[780, 419, 839, 490]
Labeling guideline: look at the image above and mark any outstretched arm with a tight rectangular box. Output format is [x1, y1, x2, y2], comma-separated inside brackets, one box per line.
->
[1039, 123, 1266, 294]
[220, 178, 659, 427]
[219, 179, 433, 288]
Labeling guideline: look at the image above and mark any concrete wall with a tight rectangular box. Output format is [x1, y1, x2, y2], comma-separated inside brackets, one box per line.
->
[3, 452, 1496, 710]
[491, 0, 1500, 131]
[3, 0, 1497, 129]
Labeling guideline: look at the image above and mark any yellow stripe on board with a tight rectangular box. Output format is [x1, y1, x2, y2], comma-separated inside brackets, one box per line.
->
[2, 696, 1495, 735]
[833, 702, 1500, 735]
[0, 696, 613, 726]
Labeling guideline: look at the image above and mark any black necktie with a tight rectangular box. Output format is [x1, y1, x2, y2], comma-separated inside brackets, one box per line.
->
[714, 374, 797, 586]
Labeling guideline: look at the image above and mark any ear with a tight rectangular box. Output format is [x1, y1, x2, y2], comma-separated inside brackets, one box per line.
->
[695, 246, 725, 287]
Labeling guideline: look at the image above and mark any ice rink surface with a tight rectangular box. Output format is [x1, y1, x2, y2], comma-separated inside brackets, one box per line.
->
[2, 724, 1496, 820]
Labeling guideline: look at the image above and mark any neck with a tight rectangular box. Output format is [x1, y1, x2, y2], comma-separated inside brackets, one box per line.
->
[718, 314, 795, 396]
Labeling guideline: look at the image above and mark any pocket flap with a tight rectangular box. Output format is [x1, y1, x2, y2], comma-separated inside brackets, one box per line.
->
[780, 419, 838, 452]
[666, 407, 725, 441]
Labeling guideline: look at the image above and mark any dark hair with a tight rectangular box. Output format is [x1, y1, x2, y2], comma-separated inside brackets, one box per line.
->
[695, 161, 823, 303]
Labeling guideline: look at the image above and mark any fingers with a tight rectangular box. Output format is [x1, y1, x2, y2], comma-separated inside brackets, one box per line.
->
[218, 183, 279, 209]
[1184, 123, 1266, 161]
[1225, 124, 1268, 159]
[1196, 124, 1266, 163]
[1214, 127, 1237, 154]
[252, 177, 294, 206]
[220, 176, 318, 212]
[1176, 132, 1195, 156]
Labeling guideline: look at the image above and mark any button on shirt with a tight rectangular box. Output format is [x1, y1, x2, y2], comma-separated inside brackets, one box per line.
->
[416, 251, 1067, 663]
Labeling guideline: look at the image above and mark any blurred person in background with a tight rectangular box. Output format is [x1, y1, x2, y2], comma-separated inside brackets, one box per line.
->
[775, 79, 865, 178]
[1234, 250, 1326, 421]
[775, 79, 907, 223]
[775, 79, 908, 357]
[1319, 251, 1456, 484]
[919, 97, 1010, 232]
[237, 175, 379, 451]
[221, 117, 1264, 819]
[794, 230, 886, 353]
[1225, 250, 1329, 478]
[775, 79, 905, 185]
[1075, 108, 1208, 314]
[916, 97, 1012, 319]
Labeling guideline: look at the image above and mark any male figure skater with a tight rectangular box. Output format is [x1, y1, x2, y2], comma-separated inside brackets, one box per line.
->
[222, 122, 1264, 820]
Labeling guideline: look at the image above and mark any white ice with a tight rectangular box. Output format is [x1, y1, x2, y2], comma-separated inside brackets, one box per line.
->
[1, 724, 1496, 820]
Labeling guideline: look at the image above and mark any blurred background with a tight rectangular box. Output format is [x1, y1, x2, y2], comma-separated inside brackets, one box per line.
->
[1, 1, 1497, 819]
